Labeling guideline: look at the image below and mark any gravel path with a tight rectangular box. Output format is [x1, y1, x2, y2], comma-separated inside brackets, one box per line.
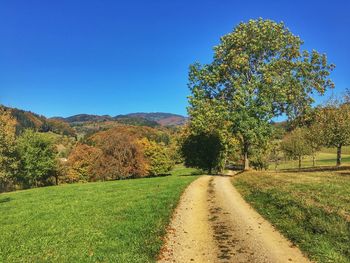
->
[158, 175, 310, 263]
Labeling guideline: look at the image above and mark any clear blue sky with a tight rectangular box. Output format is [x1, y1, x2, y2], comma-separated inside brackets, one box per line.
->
[1, 0, 349, 117]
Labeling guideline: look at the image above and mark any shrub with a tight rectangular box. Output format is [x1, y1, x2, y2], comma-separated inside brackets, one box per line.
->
[17, 130, 57, 187]
[141, 139, 174, 176]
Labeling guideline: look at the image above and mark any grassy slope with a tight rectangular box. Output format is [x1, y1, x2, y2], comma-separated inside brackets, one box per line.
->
[233, 169, 350, 263]
[0, 166, 200, 263]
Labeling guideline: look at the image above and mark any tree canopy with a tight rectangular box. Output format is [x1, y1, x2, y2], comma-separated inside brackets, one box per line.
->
[188, 18, 334, 169]
[314, 100, 350, 166]
[17, 130, 57, 187]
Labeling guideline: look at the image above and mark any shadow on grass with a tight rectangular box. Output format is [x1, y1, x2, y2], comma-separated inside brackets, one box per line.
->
[280, 165, 350, 173]
[339, 172, 350, 176]
[0, 197, 11, 204]
[145, 173, 172, 178]
[178, 171, 204, 176]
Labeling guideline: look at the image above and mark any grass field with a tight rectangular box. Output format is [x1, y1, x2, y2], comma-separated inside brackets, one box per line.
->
[0, 166, 200, 263]
[273, 151, 350, 170]
[233, 168, 350, 263]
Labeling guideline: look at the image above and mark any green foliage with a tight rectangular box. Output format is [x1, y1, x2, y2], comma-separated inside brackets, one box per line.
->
[188, 18, 334, 169]
[234, 170, 350, 263]
[181, 131, 224, 174]
[314, 100, 350, 166]
[17, 130, 57, 187]
[249, 145, 270, 170]
[315, 102, 350, 148]
[281, 128, 312, 168]
[0, 168, 199, 262]
[186, 88, 238, 172]
[114, 116, 160, 127]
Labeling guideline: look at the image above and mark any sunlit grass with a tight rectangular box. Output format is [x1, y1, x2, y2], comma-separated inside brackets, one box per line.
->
[272, 151, 350, 170]
[233, 169, 350, 263]
[0, 166, 199, 262]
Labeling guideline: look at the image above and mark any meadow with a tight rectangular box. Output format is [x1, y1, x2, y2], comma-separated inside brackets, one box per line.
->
[233, 168, 350, 263]
[272, 147, 350, 170]
[0, 166, 200, 263]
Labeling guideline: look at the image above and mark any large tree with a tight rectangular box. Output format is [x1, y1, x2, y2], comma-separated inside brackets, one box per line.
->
[90, 130, 148, 179]
[188, 19, 334, 170]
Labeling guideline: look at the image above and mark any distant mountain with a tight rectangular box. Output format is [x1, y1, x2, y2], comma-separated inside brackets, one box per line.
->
[113, 116, 159, 127]
[52, 114, 113, 123]
[1, 106, 186, 138]
[1, 105, 76, 136]
[58, 112, 187, 127]
[116, 113, 187, 126]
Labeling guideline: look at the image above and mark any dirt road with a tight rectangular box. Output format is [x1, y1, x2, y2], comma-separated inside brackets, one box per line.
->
[158, 176, 310, 263]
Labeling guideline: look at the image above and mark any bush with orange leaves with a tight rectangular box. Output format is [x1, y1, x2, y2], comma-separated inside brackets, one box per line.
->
[66, 128, 149, 182]
[65, 144, 102, 182]
[91, 131, 148, 179]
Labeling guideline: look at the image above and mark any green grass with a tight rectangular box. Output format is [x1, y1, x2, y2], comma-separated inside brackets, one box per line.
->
[0, 166, 199, 262]
[321, 146, 350, 155]
[273, 152, 350, 170]
[233, 169, 350, 263]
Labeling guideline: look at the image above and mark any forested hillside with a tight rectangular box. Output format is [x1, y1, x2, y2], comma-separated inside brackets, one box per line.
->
[55, 112, 187, 127]
[0, 105, 184, 193]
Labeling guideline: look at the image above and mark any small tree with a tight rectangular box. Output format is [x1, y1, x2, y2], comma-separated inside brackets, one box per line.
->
[304, 123, 323, 167]
[17, 130, 57, 187]
[181, 131, 224, 174]
[268, 140, 282, 170]
[315, 101, 350, 166]
[141, 139, 174, 176]
[66, 143, 102, 182]
[281, 128, 312, 169]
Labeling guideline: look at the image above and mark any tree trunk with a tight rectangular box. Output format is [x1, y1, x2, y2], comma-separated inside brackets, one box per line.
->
[312, 154, 316, 167]
[336, 144, 342, 167]
[243, 150, 249, 170]
[298, 156, 302, 170]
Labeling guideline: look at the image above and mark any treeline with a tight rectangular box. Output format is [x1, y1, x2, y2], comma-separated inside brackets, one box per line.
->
[0, 107, 180, 193]
[278, 96, 350, 169]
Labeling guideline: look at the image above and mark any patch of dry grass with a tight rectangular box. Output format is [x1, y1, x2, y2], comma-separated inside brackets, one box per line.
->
[233, 167, 350, 263]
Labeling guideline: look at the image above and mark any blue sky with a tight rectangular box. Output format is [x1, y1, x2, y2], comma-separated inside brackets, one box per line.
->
[1, 0, 349, 117]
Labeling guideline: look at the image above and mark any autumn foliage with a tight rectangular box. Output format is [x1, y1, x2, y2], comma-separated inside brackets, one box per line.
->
[91, 130, 148, 179]
[64, 125, 175, 182]
[66, 144, 102, 182]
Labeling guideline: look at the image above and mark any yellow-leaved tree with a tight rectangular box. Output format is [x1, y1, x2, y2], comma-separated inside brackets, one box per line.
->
[0, 107, 18, 192]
